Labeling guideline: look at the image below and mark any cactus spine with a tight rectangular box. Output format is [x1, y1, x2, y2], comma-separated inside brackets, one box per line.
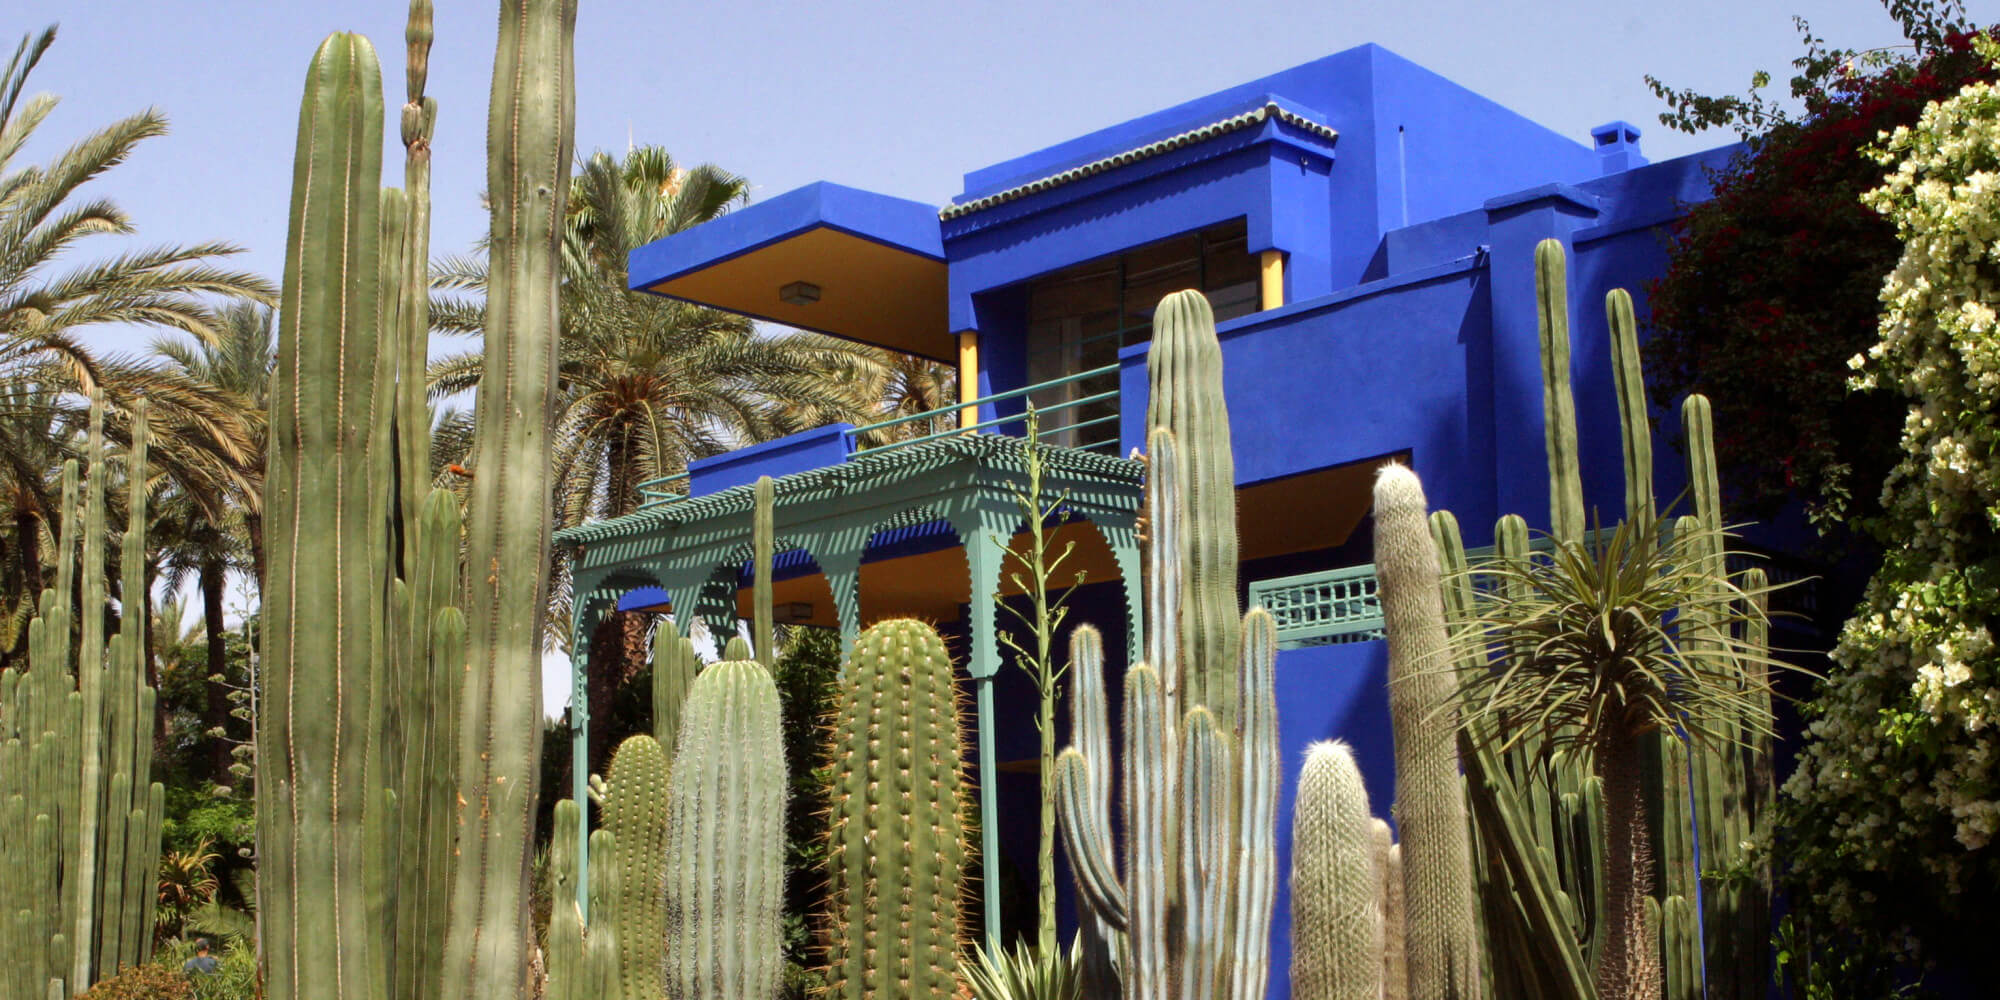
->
[602, 734, 670, 1000]
[0, 397, 162, 996]
[1374, 463, 1482, 1000]
[439, 0, 575, 993]
[1145, 289, 1242, 726]
[664, 658, 786, 1000]
[1291, 741, 1383, 1000]
[826, 618, 971, 1000]
[1379, 822, 1409, 1000]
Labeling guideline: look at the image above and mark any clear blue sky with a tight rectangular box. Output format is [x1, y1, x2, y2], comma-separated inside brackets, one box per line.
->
[10, 0, 1967, 711]
[15, 0, 1951, 353]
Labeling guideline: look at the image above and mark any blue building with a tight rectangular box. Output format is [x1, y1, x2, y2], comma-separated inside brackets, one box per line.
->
[556, 42, 1782, 996]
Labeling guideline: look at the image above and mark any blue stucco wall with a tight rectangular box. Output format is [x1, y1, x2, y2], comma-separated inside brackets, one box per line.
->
[686, 423, 854, 497]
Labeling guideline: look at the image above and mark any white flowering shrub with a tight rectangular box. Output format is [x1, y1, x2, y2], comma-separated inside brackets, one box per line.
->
[1782, 34, 2000, 962]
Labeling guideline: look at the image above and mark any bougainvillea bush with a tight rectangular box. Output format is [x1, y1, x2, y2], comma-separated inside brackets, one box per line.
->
[1643, 6, 1994, 531]
[1781, 32, 2000, 977]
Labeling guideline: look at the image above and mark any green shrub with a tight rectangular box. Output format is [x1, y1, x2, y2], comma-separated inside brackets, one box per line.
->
[74, 963, 193, 1000]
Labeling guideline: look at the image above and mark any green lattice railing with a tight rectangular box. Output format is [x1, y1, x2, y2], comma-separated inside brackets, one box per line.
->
[633, 365, 1123, 509]
[1249, 563, 1385, 648]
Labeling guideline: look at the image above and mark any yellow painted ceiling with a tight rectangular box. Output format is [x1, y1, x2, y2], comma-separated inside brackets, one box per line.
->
[643, 226, 952, 362]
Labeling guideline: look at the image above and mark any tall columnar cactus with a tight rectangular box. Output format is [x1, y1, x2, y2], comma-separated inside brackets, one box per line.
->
[826, 619, 971, 1000]
[664, 658, 786, 1000]
[1054, 428, 1281, 1000]
[259, 32, 397, 1000]
[0, 398, 163, 996]
[1374, 464, 1482, 1000]
[543, 799, 586, 1000]
[1424, 239, 1781, 1000]
[653, 628, 700, 749]
[440, 0, 576, 994]
[1378, 821, 1409, 1000]
[602, 735, 670, 1000]
[1144, 289, 1242, 726]
[1291, 741, 1384, 1000]
[586, 829, 623, 999]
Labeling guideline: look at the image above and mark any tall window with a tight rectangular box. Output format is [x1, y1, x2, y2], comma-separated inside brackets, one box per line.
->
[1024, 219, 1258, 450]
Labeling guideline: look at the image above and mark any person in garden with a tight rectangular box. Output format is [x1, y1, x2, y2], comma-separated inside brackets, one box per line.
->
[182, 939, 218, 976]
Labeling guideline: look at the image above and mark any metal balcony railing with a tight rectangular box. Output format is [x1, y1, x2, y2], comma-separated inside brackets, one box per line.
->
[631, 364, 1124, 510]
[846, 362, 1122, 458]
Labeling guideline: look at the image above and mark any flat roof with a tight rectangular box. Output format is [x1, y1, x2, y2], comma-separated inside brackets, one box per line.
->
[627, 181, 953, 361]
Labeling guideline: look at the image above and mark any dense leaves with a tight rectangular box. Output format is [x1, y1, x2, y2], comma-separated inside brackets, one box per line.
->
[1642, 4, 1993, 531]
[1780, 38, 2000, 982]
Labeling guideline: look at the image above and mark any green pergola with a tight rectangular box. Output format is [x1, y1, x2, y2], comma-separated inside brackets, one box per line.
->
[553, 433, 1144, 949]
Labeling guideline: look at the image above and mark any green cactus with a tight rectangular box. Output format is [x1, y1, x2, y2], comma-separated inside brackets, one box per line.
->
[0, 397, 163, 995]
[664, 658, 786, 1000]
[653, 628, 700, 749]
[1053, 427, 1281, 1000]
[721, 636, 752, 662]
[1290, 741, 1383, 1000]
[586, 830, 623, 999]
[1144, 289, 1242, 727]
[544, 800, 585, 1000]
[258, 32, 395, 1000]
[438, 1, 575, 994]
[602, 735, 671, 1000]
[826, 618, 971, 1000]
[1425, 239, 1784, 1000]
[1374, 464, 1482, 1000]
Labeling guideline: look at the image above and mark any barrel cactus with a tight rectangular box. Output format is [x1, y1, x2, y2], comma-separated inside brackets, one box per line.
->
[825, 618, 971, 1000]
[664, 658, 786, 1000]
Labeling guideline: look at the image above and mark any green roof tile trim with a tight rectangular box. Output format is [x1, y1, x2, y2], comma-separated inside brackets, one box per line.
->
[940, 100, 1339, 221]
[554, 434, 1143, 547]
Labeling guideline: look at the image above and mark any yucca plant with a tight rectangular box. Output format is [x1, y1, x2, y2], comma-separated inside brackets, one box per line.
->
[1448, 512, 1786, 1000]
[959, 940, 1084, 1000]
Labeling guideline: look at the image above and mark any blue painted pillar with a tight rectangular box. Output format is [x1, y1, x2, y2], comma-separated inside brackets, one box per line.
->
[1481, 185, 1601, 532]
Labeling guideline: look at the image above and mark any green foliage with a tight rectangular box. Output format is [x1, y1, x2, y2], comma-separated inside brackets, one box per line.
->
[995, 407, 1084, 954]
[1780, 35, 2000, 981]
[960, 939, 1085, 1000]
[1641, 2, 1994, 532]
[773, 628, 840, 990]
[155, 938, 259, 1000]
[73, 962, 193, 1000]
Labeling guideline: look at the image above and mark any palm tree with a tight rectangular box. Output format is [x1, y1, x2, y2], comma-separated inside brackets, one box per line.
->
[431, 147, 928, 765]
[2, 25, 275, 653]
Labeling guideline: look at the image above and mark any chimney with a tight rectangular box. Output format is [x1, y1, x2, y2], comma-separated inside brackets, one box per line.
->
[1591, 120, 1647, 175]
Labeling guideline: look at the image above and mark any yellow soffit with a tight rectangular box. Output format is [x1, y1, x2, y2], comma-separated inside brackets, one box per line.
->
[643, 226, 952, 362]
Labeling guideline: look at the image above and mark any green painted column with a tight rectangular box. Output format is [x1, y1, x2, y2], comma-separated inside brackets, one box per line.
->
[1096, 517, 1144, 659]
[951, 507, 1011, 955]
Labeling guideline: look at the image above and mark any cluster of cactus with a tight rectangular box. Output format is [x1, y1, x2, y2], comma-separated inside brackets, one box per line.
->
[825, 617, 974, 1000]
[555, 472, 787, 1000]
[252, 0, 574, 997]
[1412, 240, 1776, 1000]
[0, 398, 164, 997]
[1055, 288, 1280, 1000]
